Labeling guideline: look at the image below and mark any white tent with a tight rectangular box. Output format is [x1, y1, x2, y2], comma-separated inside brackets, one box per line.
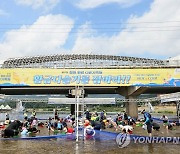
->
[5, 105, 12, 110]
[0, 105, 5, 109]
[0, 105, 12, 110]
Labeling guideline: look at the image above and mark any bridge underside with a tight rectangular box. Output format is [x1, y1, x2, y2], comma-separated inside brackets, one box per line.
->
[0, 86, 180, 95]
[1, 54, 179, 119]
[1, 86, 179, 119]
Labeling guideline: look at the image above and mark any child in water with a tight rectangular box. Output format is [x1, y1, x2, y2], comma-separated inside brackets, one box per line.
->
[21, 127, 28, 137]
[166, 122, 176, 130]
[118, 125, 133, 134]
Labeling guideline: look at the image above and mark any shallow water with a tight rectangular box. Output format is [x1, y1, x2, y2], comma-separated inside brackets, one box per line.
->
[0, 123, 180, 154]
[0, 137, 179, 154]
[0, 111, 178, 122]
[0, 112, 179, 154]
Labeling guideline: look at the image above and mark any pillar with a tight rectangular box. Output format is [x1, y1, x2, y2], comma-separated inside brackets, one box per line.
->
[125, 95, 138, 119]
[117, 87, 143, 119]
[71, 104, 75, 115]
[78, 105, 83, 116]
[70, 99, 83, 116]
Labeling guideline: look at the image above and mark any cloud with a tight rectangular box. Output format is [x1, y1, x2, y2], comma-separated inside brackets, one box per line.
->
[15, 0, 60, 11]
[72, 0, 180, 59]
[75, 0, 141, 9]
[0, 14, 74, 61]
[0, 9, 8, 16]
[170, 55, 180, 60]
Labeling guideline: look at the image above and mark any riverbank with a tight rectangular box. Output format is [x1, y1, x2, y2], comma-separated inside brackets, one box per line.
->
[24, 105, 177, 115]
[138, 105, 176, 114]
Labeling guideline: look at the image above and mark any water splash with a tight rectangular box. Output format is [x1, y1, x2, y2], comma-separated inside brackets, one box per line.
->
[11, 100, 24, 120]
[15, 100, 24, 112]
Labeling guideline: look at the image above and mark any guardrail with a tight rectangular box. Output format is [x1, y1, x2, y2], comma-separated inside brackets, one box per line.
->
[1, 54, 179, 68]
[1, 95, 177, 103]
[1, 92, 180, 104]
[159, 92, 180, 103]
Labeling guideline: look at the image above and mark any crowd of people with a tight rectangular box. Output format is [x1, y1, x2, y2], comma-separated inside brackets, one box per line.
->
[1, 109, 40, 138]
[0, 108, 178, 138]
[83, 109, 178, 137]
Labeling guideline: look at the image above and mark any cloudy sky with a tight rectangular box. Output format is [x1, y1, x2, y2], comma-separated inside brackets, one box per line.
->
[0, 0, 180, 61]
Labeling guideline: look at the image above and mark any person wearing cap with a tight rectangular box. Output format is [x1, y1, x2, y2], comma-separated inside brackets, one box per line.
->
[46, 117, 54, 133]
[23, 110, 28, 119]
[5, 113, 9, 120]
[84, 124, 95, 139]
[160, 115, 169, 125]
[4, 118, 10, 128]
[141, 109, 153, 137]
[84, 109, 91, 120]
[31, 109, 36, 118]
[54, 109, 58, 120]
[84, 119, 90, 127]
[83, 119, 95, 138]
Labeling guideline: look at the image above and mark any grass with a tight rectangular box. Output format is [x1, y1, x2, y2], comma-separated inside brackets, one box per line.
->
[157, 110, 174, 114]
[27, 105, 176, 114]
[139, 105, 176, 114]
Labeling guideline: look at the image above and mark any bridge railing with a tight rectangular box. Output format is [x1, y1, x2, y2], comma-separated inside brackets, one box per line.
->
[1, 54, 179, 68]
[159, 92, 180, 103]
[2, 93, 180, 104]
[1, 60, 179, 68]
[168, 60, 180, 67]
[0, 95, 167, 103]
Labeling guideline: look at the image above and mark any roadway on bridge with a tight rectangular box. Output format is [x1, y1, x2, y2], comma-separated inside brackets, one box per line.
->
[0, 86, 180, 95]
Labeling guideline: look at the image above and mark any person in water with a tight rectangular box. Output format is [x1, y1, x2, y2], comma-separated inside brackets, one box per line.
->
[5, 113, 9, 120]
[91, 120, 101, 130]
[31, 109, 36, 118]
[118, 125, 133, 134]
[127, 116, 136, 126]
[66, 126, 74, 134]
[84, 109, 91, 120]
[84, 119, 95, 139]
[57, 119, 63, 130]
[141, 109, 153, 137]
[160, 115, 168, 125]
[3, 120, 23, 138]
[4, 118, 10, 127]
[84, 125, 95, 139]
[54, 109, 58, 120]
[166, 122, 176, 130]
[152, 122, 160, 131]
[23, 110, 28, 119]
[21, 127, 29, 137]
[123, 111, 128, 124]
[46, 117, 54, 134]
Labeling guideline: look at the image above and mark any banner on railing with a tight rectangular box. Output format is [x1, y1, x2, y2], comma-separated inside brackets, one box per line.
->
[0, 68, 180, 87]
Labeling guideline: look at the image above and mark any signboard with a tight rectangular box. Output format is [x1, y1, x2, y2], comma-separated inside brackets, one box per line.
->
[0, 68, 180, 87]
[48, 98, 116, 104]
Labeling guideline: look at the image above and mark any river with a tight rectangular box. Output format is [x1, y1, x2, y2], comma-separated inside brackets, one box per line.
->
[0, 112, 179, 154]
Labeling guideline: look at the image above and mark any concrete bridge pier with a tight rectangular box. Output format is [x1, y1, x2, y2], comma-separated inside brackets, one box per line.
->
[71, 104, 83, 116]
[117, 86, 148, 119]
[71, 104, 75, 115]
[125, 95, 138, 119]
[69, 88, 84, 116]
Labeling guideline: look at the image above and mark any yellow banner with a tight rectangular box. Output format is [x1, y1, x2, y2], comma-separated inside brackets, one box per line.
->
[0, 68, 180, 87]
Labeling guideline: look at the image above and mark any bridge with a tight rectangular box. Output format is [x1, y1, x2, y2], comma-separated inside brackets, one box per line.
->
[0, 54, 180, 118]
